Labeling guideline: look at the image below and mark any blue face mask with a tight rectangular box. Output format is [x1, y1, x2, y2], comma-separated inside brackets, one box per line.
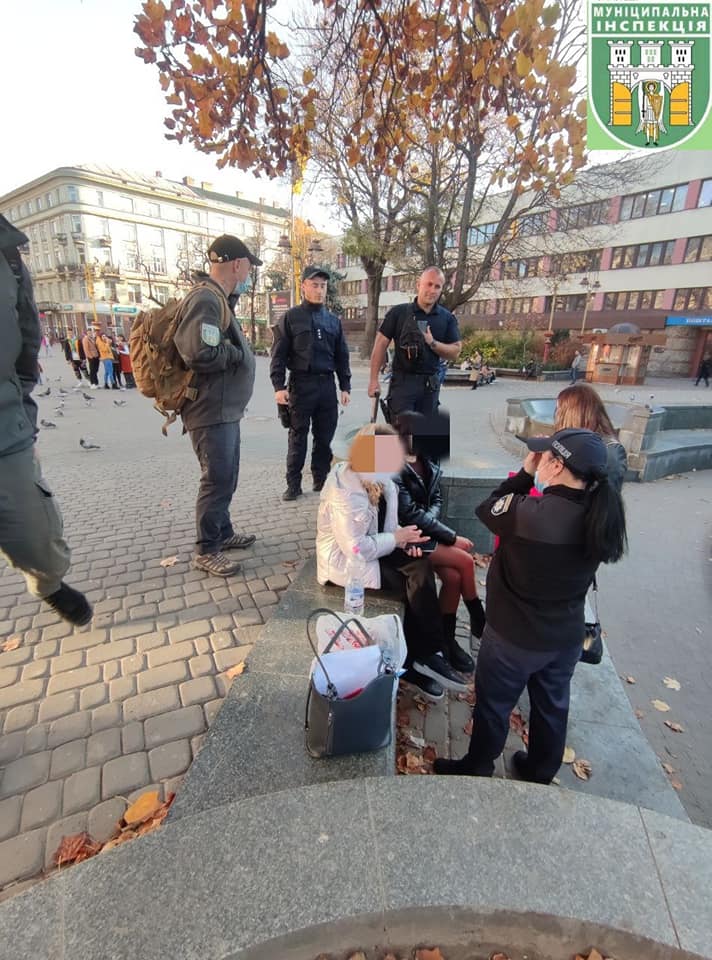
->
[233, 278, 251, 296]
[533, 470, 547, 494]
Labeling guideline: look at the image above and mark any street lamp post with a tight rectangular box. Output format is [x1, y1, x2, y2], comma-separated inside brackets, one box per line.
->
[543, 273, 567, 364]
[277, 228, 324, 307]
[580, 277, 601, 337]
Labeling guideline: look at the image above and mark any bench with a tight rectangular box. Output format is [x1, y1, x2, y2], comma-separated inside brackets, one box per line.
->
[169, 558, 404, 822]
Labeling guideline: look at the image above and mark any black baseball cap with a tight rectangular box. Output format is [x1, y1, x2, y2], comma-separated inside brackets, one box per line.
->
[302, 265, 330, 282]
[525, 428, 607, 479]
[207, 235, 262, 266]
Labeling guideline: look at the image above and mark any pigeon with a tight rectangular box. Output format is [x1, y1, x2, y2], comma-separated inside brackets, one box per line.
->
[113, 399, 127, 407]
[72, 384, 84, 391]
[38, 387, 51, 397]
[53, 409, 64, 417]
[54, 377, 63, 382]
[80, 437, 101, 450]
[40, 419, 57, 429]
[58, 388, 69, 396]
[81, 392, 95, 402]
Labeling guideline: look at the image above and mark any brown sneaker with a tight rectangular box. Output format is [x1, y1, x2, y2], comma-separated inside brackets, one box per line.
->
[221, 533, 256, 550]
[193, 551, 241, 577]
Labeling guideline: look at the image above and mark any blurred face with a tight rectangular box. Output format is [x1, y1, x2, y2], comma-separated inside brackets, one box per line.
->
[302, 276, 328, 305]
[350, 433, 405, 478]
[537, 451, 565, 487]
[416, 269, 444, 311]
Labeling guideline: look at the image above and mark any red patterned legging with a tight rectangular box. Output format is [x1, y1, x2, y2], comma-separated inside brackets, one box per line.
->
[430, 543, 478, 614]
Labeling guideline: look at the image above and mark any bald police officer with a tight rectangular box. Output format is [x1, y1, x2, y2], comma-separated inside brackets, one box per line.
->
[271, 266, 351, 501]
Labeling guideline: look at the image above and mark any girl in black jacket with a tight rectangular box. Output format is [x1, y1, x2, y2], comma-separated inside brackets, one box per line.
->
[395, 416, 485, 675]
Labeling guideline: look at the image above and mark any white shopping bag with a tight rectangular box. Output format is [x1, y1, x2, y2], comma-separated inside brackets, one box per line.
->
[311, 645, 383, 699]
[315, 612, 406, 671]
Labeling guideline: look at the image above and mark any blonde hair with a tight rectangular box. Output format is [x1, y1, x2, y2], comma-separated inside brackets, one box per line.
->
[555, 384, 616, 437]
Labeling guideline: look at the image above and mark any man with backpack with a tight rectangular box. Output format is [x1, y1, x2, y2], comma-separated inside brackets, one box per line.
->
[172, 235, 259, 577]
[0, 215, 92, 626]
[368, 267, 462, 417]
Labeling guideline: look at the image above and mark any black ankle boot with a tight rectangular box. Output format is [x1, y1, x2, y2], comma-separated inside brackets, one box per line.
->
[442, 613, 474, 674]
[465, 597, 486, 638]
[433, 756, 477, 776]
[44, 582, 93, 626]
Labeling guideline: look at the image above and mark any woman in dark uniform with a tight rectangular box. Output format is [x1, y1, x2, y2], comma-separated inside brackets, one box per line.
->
[434, 428, 628, 785]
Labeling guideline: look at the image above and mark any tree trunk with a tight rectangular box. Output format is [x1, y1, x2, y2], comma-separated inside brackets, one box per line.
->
[361, 265, 385, 359]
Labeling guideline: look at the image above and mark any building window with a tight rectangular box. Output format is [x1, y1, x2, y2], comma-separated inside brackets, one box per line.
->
[556, 201, 609, 232]
[550, 249, 602, 274]
[185, 209, 200, 225]
[468, 222, 497, 245]
[104, 281, 118, 300]
[148, 202, 161, 218]
[154, 284, 170, 305]
[96, 190, 104, 207]
[174, 206, 185, 222]
[698, 179, 712, 208]
[46, 192, 54, 208]
[127, 283, 142, 304]
[117, 195, 134, 213]
[684, 235, 712, 263]
[609, 240, 675, 269]
[619, 184, 688, 221]
[36, 195, 44, 212]
[674, 287, 712, 311]
[67, 185, 79, 203]
[71, 215, 82, 234]
[517, 212, 547, 237]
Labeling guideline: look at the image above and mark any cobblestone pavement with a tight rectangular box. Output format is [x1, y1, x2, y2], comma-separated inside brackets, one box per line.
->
[1, 352, 710, 893]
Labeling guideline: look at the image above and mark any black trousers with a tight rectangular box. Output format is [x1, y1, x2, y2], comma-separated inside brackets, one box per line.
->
[387, 372, 439, 417]
[463, 623, 582, 782]
[87, 357, 100, 386]
[189, 421, 241, 555]
[286, 374, 338, 489]
[379, 549, 444, 662]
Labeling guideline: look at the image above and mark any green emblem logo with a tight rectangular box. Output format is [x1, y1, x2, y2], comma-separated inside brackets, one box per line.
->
[588, 2, 712, 149]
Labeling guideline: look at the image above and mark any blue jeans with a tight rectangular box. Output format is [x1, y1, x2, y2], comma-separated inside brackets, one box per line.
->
[465, 623, 583, 782]
[189, 421, 241, 555]
[101, 358, 115, 387]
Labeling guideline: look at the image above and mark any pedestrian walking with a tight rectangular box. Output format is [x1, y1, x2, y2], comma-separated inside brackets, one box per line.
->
[62, 335, 84, 381]
[368, 267, 462, 418]
[434, 428, 628, 784]
[96, 333, 118, 389]
[82, 328, 100, 388]
[695, 356, 710, 387]
[173, 234, 258, 577]
[0, 215, 92, 626]
[107, 334, 124, 390]
[116, 334, 136, 388]
[270, 266, 351, 501]
[570, 350, 583, 383]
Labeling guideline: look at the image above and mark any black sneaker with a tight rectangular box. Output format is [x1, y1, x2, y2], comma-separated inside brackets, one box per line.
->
[433, 756, 476, 776]
[445, 638, 474, 674]
[312, 478, 326, 493]
[399, 668, 444, 703]
[44, 582, 93, 626]
[412, 653, 469, 692]
[282, 486, 302, 501]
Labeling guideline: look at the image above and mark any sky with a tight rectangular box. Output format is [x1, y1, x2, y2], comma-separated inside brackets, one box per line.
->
[2, 0, 334, 228]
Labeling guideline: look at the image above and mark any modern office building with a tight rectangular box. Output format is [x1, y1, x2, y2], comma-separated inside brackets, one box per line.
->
[0, 165, 289, 337]
[336, 152, 712, 376]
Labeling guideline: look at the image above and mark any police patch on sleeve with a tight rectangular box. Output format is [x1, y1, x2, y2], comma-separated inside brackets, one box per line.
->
[491, 493, 513, 516]
[200, 323, 221, 347]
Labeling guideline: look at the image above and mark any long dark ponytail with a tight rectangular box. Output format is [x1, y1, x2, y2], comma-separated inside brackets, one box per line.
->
[583, 476, 628, 564]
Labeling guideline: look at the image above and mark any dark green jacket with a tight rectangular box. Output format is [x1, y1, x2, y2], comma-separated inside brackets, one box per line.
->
[0, 215, 40, 457]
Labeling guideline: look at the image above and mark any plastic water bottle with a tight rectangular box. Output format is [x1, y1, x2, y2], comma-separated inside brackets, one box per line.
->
[344, 546, 366, 618]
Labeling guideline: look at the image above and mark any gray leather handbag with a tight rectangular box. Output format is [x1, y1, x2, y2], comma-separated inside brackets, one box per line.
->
[305, 608, 396, 759]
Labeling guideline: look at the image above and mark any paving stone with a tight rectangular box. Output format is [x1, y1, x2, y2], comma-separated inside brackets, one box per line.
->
[104, 661, 120, 682]
[188, 654, 214, 679]
[48, 650, 85, 676]
[91, 701, 122, 734]
[120, 653, 146, 676]
[44, 812, 86, 870]
[137, 660, 189, 693]
[62, 767, 102, 816]
[179, 676, 217, 707]
[92, 598, 123, 616]
[37, 691, 78, 724]
[0, 678, 45, 710]
[234, 610, 263, 627]
[60, 628, 108, 654]
[86, 637, 135, 665]
[21, 658, 51, 682]
[167, 619, 211, 644]
[193, 637, 211, 655]
[0, 827, 46, 886]
[0, 795, 22, 842]
[46, 664, 102, 696]
[41, 620, 73, 641]
[102, 753, 150, 800]
[157, 597, 184, 614]
[123, 685, 180, 724]
[20, 780, 63, 831]
[144, 704, 206, 749]
[88, 797, 126, 843]
[265, 573, 290, 591]
[24, 724, 48, 755]
[251, 590, 279, 607]
[86, 727, 121, 766]
[79, 682, 109, 711]
[47, 711, 92, 748]
[0, 730, 25, 764]
[50, 739, 87, 780]
[0, 645, 32, 668]
[146, 640, 195, 668]
[210, 631, 234, 652]
[34, 639, 59, 660]
[204, 699, 223, 726]
[0, 752, 50, 798]
[213, 646, 251, 672]
[0, 665, 20, 689]
[210, 614, 234, 632]
[122, 721, 144, 754]
[137, 631, 167, 653]
[148, 739, 192, 781]
[129, 602, 159, 620]
[109, 675, 136, 702]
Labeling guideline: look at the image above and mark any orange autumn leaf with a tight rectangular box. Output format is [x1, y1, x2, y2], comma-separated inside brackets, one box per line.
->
[416, 949, 445, 960]
[572, 759, 592, 781]
[225, 661, 247, 679]
[665, 720, 685, 733]
[1, 636, 20, 653]
[123, 790, 161, 826]
[53, 832, 102, 868]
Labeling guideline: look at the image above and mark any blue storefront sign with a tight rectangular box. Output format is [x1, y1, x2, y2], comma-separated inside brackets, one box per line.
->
[665, 316, 712, 326]
[112, 305, 139, 316]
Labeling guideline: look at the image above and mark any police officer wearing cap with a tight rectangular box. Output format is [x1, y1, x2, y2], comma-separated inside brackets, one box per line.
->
[172, 234, 259, 577]
[270, 266, 352, 501]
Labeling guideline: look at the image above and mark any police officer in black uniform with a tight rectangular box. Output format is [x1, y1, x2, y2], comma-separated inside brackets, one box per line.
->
[270, 266, 352, 501]
[368, 267, 462, 417]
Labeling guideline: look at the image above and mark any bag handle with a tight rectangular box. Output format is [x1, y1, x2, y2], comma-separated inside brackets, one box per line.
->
[590, 574, 599, 623]
[306, 608, 380, 699]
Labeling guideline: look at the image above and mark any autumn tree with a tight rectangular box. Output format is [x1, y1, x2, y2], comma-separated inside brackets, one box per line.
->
[135, 0, 587, 350]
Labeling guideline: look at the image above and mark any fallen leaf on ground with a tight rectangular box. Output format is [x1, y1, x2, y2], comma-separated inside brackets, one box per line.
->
[123, 790, 161, 826]
[575, 950, 605, 960]
[423, 745, 437, 764]
[634, 708, 645, 719]
[225, 661, 247, 679]
[396, 711, 410, 728]
[53, 832, 102, 867]
[408, 734, 426, 748]
[159, 555, 179, 567]
[624, 675, 636, 684]
[663, 676, 681, 691]
[664, 720, 685, 733]
[414, 699, 428, 714]
[474, 553, 490, 568]
[572, 759, 592, 781]
[509, 710, 529, 746]
[661, 761, 675, 775]
[651, 699, 670, 712]
[562, 746, 576, 764]
[416, 949, 445, 960]
[102, 830, 137, 852]
[491, 953, 511, 960]
[671, 779, 683, 791]
[463, 718, 473, 735]
[1, 636, 20, 652]
[551, 776, 561, 785]
[347, 952, 367, 960]
[159, 499, 172, 508]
